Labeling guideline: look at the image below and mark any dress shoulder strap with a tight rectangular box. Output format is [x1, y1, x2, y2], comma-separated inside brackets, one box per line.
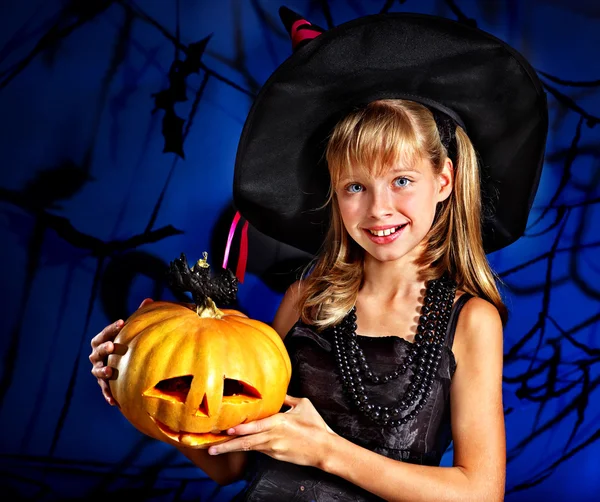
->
[444, 293, 474, 350]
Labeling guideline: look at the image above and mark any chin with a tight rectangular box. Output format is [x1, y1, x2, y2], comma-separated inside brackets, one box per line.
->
[361, 243, 412, 263]
[355, 236, 425, 264]
[371, 250, 410, 263]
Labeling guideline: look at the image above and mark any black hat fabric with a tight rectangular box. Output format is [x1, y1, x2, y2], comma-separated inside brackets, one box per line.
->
[233, 8, 548, 255]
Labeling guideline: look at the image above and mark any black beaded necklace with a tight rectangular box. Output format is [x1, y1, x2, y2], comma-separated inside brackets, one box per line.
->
[330, 275, 457, 427]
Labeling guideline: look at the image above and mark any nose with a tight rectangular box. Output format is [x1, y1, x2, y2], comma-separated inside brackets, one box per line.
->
[368, 186, 393, 219]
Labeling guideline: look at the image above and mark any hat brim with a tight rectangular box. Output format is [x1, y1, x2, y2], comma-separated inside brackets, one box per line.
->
[234, 12, 548, 254]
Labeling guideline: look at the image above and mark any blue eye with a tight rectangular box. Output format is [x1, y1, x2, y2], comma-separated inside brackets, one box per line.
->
[394, 177, 411, 188]
[346, 183, 364, 193]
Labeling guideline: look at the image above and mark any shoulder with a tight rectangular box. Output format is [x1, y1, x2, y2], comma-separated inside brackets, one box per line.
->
[271, 280, 306, 340]
[453, 295, 503, 366]
[456, 295, 502, 331]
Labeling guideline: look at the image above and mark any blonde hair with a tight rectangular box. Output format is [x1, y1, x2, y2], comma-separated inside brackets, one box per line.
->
[298, 99, 507, 329]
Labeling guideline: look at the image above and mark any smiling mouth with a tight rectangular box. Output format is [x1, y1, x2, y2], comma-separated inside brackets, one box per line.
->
[367, 224, 407, 237]
[150, 416, 231, 448]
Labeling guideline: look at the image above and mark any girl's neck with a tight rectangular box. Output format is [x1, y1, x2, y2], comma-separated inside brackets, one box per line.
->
[361, 253, 425, 302]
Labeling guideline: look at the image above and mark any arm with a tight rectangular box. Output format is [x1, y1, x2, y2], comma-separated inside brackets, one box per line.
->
[173, 446, 248, 486]
[321, 297, 506, 501]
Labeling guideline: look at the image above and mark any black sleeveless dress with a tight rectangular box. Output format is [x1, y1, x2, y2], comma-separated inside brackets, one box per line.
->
[237, 294, 473, 501]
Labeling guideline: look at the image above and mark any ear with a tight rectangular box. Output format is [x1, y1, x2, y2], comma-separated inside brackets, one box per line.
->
[436, 157, 454, 203]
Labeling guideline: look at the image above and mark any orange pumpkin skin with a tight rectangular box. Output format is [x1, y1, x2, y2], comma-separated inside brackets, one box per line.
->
[108, 301, 292, 449]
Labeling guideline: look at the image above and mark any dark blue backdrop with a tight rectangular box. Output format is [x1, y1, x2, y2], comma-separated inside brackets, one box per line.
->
[1, 0, 599, 500]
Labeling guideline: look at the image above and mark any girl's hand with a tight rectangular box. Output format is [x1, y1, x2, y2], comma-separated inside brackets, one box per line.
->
[89, 298, 154, 406]
[207, 395, 336, 469]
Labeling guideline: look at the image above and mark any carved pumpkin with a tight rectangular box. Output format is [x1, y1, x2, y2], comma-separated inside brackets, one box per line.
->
[107, 253, 292, 449]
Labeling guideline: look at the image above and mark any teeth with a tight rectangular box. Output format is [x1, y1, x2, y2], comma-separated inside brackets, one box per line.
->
[369, 225, 403, 237]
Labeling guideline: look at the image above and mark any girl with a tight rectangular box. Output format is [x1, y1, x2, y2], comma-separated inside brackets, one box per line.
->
[90, 8, 547, 501]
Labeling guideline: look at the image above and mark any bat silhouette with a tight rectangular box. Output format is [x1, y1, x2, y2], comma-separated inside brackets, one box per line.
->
[151, 36, 211, 158]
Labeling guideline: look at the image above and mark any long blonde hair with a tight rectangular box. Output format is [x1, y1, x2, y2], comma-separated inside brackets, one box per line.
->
[298, 99, 507, 329]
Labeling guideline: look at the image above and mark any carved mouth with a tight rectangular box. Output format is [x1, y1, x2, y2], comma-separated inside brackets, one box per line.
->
[149, 416, 230, 447]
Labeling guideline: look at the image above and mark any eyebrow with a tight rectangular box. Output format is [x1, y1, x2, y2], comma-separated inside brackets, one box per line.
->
[388, 166, 422, 175]
[337, 166, 422, 184]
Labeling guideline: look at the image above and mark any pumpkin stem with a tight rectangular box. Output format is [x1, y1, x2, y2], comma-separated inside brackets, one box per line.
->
[196, 297, 224, 319]
[167, 252, 238, 313]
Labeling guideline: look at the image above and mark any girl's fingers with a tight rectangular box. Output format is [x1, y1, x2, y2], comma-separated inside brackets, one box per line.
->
[90, 321, 122, 366]
[96, 341, 114, 359]
[89, 341, 114, 365]
[89, 319, 126, 407]
[99, 380, 118, 406]
[209, 435, 269, 455]
[91, 365, 113, 379]
[227, 416, 279, 437]
[91, 320, 123, 349]
[283, 394, 302, 407]
[139, 298, 154, 309]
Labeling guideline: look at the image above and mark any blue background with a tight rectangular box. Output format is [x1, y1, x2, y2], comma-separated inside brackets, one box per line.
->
[0, 0, 599, 500]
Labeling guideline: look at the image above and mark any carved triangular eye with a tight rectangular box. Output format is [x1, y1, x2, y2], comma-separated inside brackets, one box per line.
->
[143, 375, 192, 403]
[222, 378, 261, 404]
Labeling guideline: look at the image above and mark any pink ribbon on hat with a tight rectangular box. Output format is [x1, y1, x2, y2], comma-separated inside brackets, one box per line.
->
[222, 211, 249, 283]
[290, 19, 322, 49]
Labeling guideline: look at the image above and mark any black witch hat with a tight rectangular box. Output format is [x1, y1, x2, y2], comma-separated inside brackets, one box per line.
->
[234, 7, 548, 254]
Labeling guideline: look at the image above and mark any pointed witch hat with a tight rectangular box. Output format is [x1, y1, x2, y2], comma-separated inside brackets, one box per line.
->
[233, 7, 548, 255]
[278, 6, 325, 51]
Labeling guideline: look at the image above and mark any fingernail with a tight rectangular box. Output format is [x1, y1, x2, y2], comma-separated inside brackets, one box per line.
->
[227, 428, 235, 435]
[115, 320, 123, 329]
[208, 447, 218, 455]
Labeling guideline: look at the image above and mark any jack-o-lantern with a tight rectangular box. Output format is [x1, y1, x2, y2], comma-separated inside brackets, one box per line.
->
[107, 253, 292, 449]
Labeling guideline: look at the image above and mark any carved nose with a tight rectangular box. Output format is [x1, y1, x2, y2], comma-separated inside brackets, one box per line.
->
[194, 378, 263, 418]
